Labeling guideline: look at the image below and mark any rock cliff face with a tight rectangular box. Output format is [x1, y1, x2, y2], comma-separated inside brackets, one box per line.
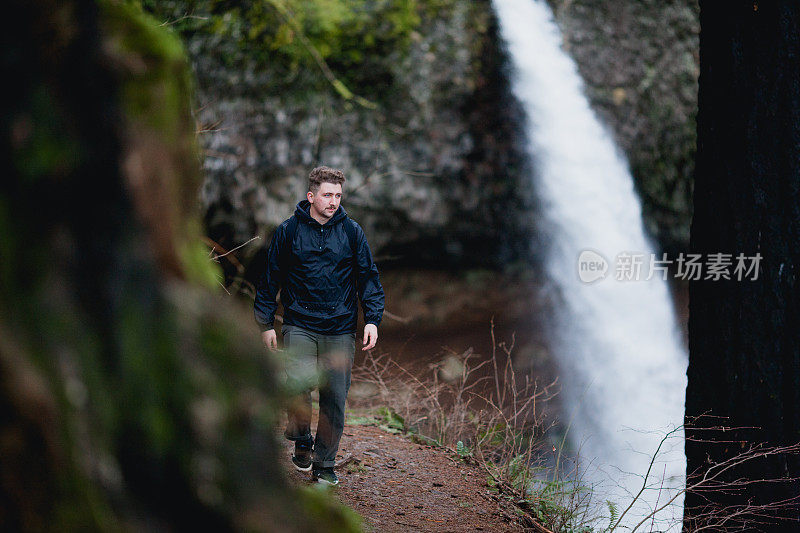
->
[152, 0, 697, 272]
[546, 0, 699, 254]
[151, 0, 533, 270]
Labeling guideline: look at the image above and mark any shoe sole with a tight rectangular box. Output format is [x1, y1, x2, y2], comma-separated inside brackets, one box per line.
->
[292, 458, 313, 472]
[315, 477, 339, 486]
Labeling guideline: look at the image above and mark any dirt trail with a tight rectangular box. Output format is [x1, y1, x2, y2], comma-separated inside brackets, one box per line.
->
[282, 423, 524, 532]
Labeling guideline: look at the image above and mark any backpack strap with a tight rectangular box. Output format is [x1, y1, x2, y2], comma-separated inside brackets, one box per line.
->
[343, 217, 358, 256]
[279, 214, 299, 276]
[344, 218, 360, 312]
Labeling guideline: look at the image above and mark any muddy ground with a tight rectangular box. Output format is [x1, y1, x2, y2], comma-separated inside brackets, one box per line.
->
[282, 423, 526, 532]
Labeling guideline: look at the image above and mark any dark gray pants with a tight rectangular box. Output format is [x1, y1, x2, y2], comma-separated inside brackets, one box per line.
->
[281, 324, 355, 468]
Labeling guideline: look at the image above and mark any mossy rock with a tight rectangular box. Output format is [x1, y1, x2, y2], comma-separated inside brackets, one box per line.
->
[1, 0, 359, 530]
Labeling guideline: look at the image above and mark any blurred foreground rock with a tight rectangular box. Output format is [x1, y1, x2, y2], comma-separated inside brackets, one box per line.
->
[1, 0, 358, 530]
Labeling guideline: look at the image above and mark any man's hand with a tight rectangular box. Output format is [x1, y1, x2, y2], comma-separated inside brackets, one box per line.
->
[362, 323, 378, 351]
[262, 329, 278, 352]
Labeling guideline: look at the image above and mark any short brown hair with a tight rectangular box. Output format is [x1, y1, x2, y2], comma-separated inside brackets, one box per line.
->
[308, 166, 346, 193]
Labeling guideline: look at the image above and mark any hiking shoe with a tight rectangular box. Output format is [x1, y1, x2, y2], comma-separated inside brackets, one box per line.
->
[312, 467, 339, 486]
[291, 442, 313, 472]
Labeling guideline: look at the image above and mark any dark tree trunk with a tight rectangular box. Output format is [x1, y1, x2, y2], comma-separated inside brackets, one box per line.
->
[685, 1, 800, 531]
[1, 1, 360, 531]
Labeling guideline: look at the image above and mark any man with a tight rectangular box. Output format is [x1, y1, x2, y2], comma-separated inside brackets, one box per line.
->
[254, 166, 385, 485]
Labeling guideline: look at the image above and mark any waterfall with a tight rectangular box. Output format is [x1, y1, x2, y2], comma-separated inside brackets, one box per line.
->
[491, 0, 689, 529]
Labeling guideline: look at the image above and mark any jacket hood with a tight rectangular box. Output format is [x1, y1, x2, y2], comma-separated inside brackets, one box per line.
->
[295, 199, 348, 226]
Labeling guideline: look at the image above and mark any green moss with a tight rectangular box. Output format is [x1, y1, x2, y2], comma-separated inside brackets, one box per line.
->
[140, 0, 422, 103]
[118, 298, 189, 455]
[100, 1, 224, 286]
[180, 237, 224, 290]
[294, 485, 363, 532]
[12, 86, 83, 183]
[101, 0, 195, 141]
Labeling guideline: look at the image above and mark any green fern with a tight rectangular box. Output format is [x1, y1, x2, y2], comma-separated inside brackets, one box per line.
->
[456, 440, 473, 459]
[606, 500, 619, 531]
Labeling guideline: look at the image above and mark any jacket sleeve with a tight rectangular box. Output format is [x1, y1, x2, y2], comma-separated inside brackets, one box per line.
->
[254, 223, 287, 331]
[354, 222, 385, 326]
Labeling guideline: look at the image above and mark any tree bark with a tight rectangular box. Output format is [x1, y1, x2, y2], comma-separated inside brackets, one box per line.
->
[685, 1, 800, 531]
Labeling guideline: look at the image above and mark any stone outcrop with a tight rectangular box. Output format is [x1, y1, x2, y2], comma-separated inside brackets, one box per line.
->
[154, 0, 533, 270]
[152, 0, 698, 271]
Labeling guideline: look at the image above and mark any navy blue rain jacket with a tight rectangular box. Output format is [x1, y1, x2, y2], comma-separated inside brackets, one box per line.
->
[254, 200, 385, 335]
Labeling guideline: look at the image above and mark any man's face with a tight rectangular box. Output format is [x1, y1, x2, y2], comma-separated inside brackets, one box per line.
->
[308, 182, 342, 222]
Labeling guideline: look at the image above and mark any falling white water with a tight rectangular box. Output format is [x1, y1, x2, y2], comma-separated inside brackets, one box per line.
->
[492, 0, 688, 530]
